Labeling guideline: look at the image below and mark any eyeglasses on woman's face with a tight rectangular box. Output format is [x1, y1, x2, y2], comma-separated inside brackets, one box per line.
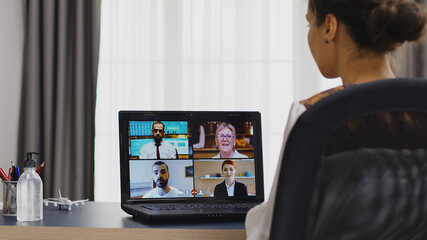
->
[216, 134, 235, 140]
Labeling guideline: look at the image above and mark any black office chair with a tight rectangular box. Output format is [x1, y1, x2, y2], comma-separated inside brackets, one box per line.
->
[270, 78, 427, 239]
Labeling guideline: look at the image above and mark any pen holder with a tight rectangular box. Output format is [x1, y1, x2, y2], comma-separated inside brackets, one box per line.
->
[2, 181, 18, 216]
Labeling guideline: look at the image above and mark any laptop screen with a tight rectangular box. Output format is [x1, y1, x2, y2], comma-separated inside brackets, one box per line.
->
[119, 111, 264, 202]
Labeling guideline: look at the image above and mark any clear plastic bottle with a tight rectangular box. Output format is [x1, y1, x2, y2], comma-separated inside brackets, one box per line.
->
[17, 152, 43, 221]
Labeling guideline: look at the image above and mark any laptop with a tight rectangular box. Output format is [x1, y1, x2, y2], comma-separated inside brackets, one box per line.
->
[119, 111, 264, 221]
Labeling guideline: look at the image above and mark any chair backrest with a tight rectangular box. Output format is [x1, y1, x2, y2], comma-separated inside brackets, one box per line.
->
[270, 78, 427, 239]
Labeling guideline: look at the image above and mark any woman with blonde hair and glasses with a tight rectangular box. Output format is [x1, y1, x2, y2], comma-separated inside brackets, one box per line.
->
[213, 122, 248, 159]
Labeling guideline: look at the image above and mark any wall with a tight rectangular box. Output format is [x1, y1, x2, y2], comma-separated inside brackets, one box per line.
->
[0, 0, 24, 203]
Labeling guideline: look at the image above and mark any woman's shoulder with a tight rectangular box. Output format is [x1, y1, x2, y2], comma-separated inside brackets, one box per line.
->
[299, 85, 345, 109]
[233, 150, 249, 158]
[235, 180, 246, 187]
[215, 181, 225, 188]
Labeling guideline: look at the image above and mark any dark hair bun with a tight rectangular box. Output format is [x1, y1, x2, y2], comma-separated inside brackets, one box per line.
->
[366, 0, 427, 52]
[309, 0, 427, 53]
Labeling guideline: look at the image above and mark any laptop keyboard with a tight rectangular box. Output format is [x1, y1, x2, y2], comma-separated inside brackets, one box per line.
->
[142, 202, 259, 211]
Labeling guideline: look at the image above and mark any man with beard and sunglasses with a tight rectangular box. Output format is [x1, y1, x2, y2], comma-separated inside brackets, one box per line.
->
[143, 161, 179, 198]
[139, 121, 177, 159]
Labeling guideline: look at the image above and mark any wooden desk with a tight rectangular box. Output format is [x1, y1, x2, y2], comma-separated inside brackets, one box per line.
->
[0, 202, 246, 240]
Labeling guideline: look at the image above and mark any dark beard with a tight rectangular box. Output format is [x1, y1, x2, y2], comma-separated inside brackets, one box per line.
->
[154, 137, 162, 146]
[156, 177, 168, 188]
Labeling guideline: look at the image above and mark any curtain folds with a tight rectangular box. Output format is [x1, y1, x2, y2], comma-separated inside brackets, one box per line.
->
[18, 0, 101, 200]
[394, 37, 427, 78]
[394, 0, 427, 78]
[95, 0, 294, 201]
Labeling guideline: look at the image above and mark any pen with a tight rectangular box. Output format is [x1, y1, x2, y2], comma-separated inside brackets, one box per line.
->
[2, 168, 12, 212]
[8, 167, 12, 181]
[11, 162, 18, 181]
[3, 189, 8, 212]
[3, 181, 10, 212]
[15, 166, 20, 179]
[36, 161, 46, 174]
[0, 168, 8, 181]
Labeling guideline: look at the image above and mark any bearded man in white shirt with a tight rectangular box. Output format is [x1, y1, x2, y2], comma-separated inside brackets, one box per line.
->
[139, 121, 177, 159]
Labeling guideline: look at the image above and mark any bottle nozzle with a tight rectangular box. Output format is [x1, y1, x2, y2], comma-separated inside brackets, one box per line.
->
[24, 152, 40, 168]
[26, 152, 39, 160]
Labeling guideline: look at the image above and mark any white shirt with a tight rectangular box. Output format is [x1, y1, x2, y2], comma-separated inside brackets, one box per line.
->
[139, 139, 177, 159]
[226, 181, 236, 197]
[245, 101, 306, 240]
[143, 186, 180, 198]
[213, 149, 249, 158]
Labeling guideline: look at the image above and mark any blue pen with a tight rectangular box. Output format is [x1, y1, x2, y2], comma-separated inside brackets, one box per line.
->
[15, 166, 20, 179]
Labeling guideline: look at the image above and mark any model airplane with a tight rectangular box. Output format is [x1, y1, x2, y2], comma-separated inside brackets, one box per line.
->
[43, 189, 88, 211]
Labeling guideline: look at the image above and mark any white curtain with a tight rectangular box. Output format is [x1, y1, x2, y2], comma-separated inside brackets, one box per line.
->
[95, 0, 339, 202]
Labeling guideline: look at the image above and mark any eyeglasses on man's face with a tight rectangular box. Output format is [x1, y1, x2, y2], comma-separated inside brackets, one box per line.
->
[153, 129, 164, 133]
[216, 134, 235, 140]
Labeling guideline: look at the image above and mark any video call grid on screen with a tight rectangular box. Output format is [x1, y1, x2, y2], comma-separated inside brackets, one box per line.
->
[127, 120, 258, 199]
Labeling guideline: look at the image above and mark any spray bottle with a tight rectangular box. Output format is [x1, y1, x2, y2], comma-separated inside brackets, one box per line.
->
[17, 152, 43, 221]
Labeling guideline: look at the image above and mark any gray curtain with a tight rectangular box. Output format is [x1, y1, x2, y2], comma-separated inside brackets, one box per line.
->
[394, 0, 427, 78]
[18, 0, 101, 200]
[394, 37, 427, 78]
